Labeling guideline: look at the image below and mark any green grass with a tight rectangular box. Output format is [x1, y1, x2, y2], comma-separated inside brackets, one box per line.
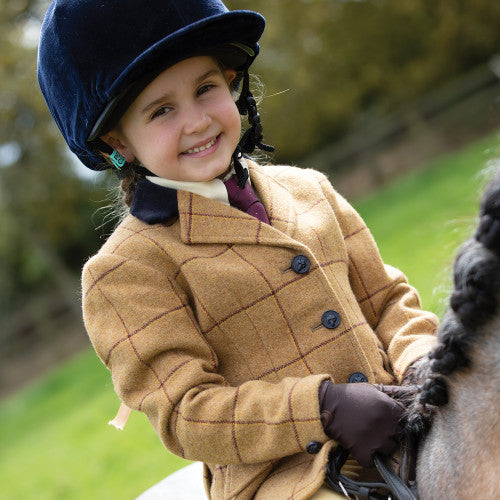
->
[0, 130, 499, 499]
[0, 350, 188, 500]
[353, 132, 500, 316]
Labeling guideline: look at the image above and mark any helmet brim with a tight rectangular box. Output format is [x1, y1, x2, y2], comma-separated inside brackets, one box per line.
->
[87, 11, 264, 142]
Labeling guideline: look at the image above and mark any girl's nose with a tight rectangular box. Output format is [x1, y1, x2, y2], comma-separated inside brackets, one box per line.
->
[183, 104, 211, 135]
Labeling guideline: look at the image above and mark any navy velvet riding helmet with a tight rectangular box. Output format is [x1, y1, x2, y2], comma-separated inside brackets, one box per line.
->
[37, 0, 266, 172]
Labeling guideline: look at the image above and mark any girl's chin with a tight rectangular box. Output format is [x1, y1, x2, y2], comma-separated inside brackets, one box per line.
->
[194, 160, 233, 182]
[217, 165, 233, 180]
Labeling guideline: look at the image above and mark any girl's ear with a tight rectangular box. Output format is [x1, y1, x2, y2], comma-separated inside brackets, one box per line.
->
[99, 132, 136, 163]
[224, 69, 237, 85]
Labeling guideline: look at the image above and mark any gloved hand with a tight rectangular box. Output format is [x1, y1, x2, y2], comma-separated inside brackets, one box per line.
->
[319, 381, 404, 468]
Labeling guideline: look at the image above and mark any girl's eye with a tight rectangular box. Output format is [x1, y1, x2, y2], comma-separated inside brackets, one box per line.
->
[151, 106, 171, 120]
[197, 84, 215, 96]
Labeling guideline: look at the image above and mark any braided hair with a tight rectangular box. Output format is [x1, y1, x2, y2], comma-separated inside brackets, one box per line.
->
[406, 168, 500, 435]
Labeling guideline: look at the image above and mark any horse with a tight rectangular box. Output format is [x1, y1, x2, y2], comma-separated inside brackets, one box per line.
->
[138, 167, 500, 499]
[403, 166, 500, 499]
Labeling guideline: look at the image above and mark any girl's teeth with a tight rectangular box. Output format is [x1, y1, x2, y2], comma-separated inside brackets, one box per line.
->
[187, 138, 216, 154]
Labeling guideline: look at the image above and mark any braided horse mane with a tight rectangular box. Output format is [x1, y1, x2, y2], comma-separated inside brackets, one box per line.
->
[402, 167, 500, 498]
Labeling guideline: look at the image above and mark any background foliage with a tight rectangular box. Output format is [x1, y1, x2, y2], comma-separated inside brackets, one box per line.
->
[0, 1, 110, 328]
[228, 0, 500, 160]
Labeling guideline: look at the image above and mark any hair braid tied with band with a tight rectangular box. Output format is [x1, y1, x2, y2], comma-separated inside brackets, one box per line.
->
[404, 169, 500, 436]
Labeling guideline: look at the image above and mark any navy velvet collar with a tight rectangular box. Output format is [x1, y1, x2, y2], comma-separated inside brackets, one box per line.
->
[130, 177, 178, 224]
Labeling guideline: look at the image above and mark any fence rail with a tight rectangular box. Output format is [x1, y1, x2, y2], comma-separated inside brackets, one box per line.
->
[300, 61, 500, 198]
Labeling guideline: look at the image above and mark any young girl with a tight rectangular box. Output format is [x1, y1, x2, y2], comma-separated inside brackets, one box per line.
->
[38, 1, 438, 498]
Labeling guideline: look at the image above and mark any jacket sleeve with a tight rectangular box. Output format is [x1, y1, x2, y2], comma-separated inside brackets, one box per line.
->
[314, 171, 438, 380]
[82, 243, 330, 465]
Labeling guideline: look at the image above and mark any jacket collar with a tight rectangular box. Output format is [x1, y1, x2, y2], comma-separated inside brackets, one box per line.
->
[130, 159, 248, 223]
[130, 162, 299, 247]
[178, 162, 298, 246]
[130, 177, 178, 224]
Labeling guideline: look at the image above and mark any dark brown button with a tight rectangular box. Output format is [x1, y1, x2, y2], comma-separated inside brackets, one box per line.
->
[348, 372, 368, 383]
[321, 310, 341, 329]
[306, 441, 322, 454]
[291, 255, 311, 274]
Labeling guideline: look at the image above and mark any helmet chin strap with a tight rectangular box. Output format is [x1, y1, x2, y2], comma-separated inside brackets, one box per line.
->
[233, 70, 274, 188]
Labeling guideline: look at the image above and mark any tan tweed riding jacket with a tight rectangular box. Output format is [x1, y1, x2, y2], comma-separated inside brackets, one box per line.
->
[82, 161, 437, 499]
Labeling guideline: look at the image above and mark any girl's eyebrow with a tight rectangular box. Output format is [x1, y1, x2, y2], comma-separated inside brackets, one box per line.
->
[140, 69, 220, 116]
[195, 69, 219, 84]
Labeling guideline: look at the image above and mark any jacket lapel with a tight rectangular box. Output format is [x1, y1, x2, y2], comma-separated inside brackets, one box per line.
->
[178, 162, 299, 247]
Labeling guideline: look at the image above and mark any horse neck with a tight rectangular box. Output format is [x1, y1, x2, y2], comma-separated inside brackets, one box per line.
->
[417, 316, 500, 499]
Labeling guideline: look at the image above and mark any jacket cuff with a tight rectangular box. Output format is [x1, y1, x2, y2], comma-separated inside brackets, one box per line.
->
[293, 374, 333, 449]
[393, 335, 437, 383]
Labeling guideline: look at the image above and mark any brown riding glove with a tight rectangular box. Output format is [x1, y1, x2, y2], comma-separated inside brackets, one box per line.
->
[319, 381, 404, 468]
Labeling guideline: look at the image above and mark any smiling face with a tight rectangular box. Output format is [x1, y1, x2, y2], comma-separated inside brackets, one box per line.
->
[101, 56, 241, 182]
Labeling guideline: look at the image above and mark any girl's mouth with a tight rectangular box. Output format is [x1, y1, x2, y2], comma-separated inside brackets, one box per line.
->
[183, 136, 219, 156]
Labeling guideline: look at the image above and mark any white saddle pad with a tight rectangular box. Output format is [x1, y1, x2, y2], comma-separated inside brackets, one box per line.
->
[136, 462, 206, 500]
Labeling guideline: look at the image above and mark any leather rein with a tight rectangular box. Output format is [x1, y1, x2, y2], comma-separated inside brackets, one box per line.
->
[324, 438, 419, 500]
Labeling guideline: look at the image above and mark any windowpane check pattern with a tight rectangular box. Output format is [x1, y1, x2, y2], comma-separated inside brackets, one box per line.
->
[82, 162, 438, 499]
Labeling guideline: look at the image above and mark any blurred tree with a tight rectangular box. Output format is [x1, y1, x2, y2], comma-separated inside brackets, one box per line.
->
[0, 0, 111, 327]
[227, 0, 500, 162]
